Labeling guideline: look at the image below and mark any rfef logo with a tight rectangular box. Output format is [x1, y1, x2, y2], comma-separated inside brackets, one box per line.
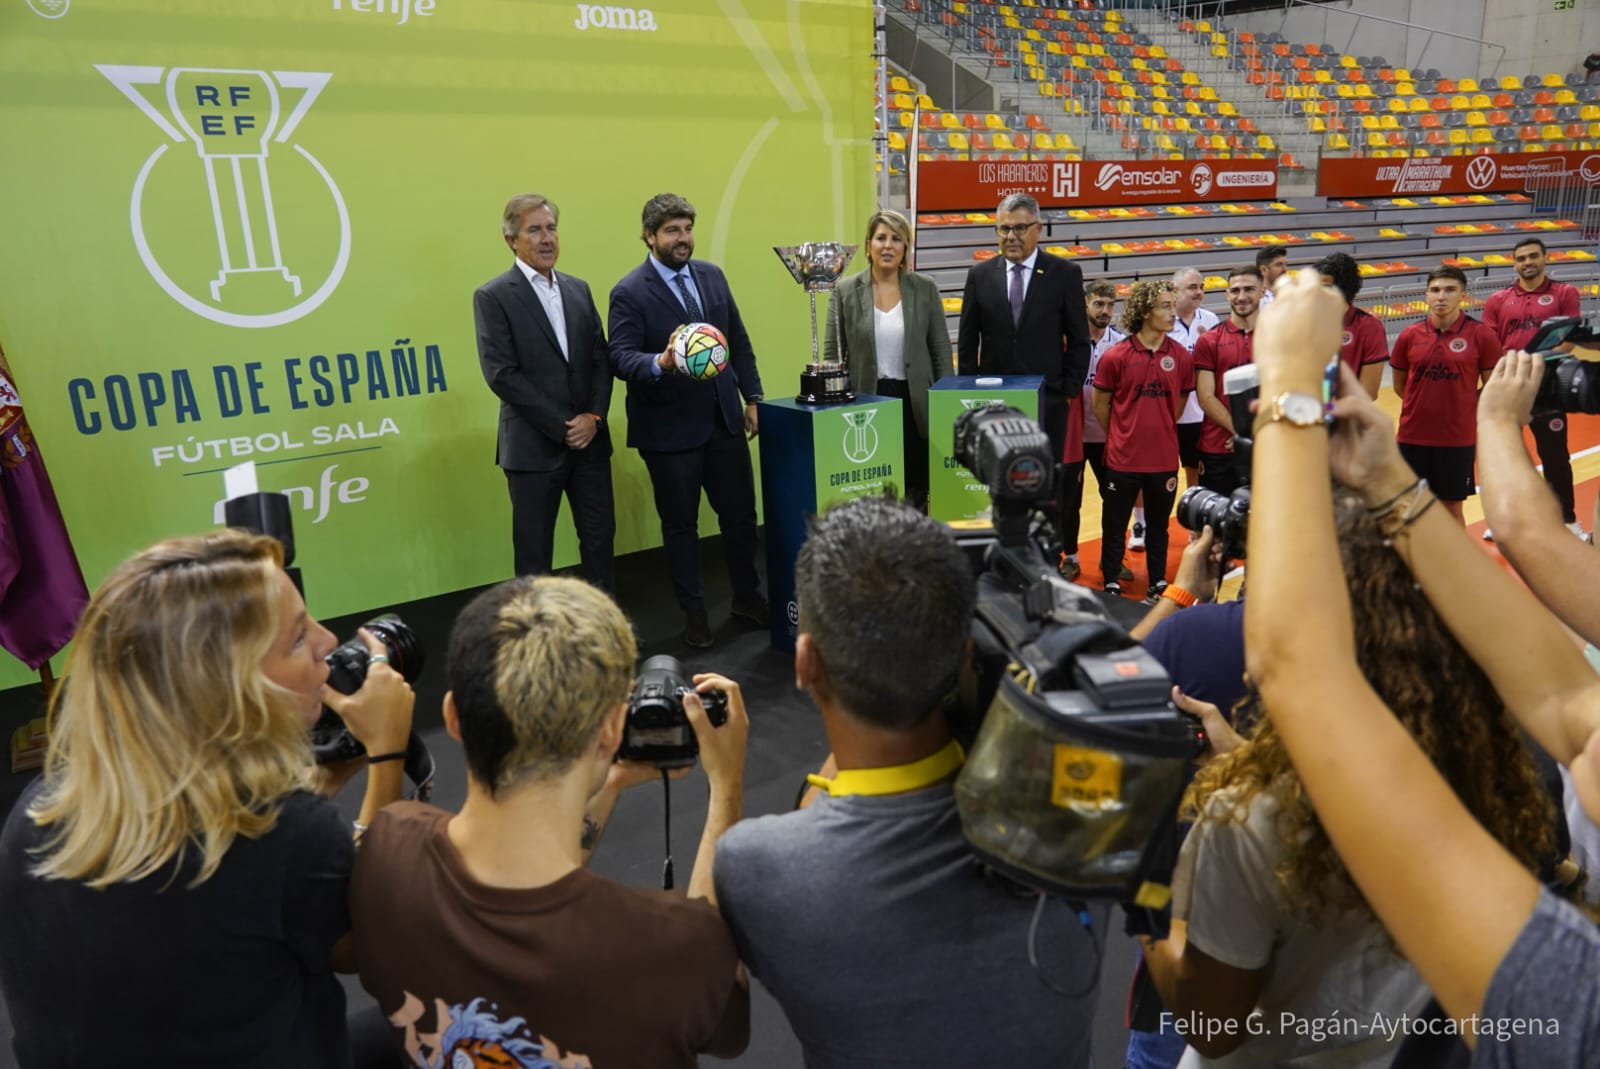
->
[26, 0, 67, 17]
[97, 64, 350, 329]
[1464, 155, 1497, 190]
[841, 409, 879, 464]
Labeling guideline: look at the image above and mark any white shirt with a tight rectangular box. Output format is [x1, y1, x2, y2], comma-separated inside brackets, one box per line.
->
[1003, 249, 1040, 305]
[1169, 306, 1219, 424]
[1259, 286, 1276, 307]
[874, 302, 907, 380]
[1174, 789, 1429, 1069]
[1081, 326, 1124, 444]
[515, 258, 568, 360]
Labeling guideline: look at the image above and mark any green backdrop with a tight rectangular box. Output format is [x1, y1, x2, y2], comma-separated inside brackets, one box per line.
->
[0, 0, 876, 687]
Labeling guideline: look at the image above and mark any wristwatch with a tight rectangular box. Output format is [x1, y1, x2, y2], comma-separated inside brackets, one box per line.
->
[745, 394, 763, 403]
[1258, 392, 1325, 429]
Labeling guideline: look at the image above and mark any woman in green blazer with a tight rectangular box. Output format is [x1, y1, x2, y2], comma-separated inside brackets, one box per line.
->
[823, 209, 953, 506]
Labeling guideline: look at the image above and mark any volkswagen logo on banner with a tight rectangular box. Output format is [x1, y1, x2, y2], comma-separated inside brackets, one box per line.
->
[1464, 155, 1497, 190]
[97, 64, 351, 329]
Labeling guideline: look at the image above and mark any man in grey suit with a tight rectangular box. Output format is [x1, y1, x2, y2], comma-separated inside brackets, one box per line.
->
[475, 193, 615, 590]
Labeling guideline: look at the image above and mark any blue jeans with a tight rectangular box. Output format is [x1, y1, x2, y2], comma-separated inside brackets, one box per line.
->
[1126, 1021, 1186, 1069]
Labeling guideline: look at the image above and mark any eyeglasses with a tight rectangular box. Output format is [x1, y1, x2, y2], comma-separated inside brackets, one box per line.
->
[996, 223, 1038, 237]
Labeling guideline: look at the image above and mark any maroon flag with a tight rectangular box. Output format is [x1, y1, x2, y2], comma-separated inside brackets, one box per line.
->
[0, 348, 89, 669]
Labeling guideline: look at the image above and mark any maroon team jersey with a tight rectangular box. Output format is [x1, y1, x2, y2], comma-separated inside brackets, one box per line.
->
[1339, 306, 1389, 373]
[1095, 335, 1193, 472]
[1193, 320, 1255, 454]
[1481, 277, 1580, 351]
[1390, 314, 1503, 447]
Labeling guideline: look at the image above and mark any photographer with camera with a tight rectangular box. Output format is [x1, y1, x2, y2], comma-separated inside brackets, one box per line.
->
[1094, 280, 1195, 602]
[1236, 268, 1600, 1065]
[350, 576, 750, 1068]
[0, 530, 414, 1069]
[714, 496, 1096, 1068]
[1192, 266, 1261, 497]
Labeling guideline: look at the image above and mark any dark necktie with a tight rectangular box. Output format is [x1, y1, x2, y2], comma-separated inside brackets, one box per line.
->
[1009, 262, 1024, 326]
[675, 274, 705, 321]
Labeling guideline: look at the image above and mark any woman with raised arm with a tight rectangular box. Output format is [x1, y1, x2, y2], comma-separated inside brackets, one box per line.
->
[1240, 270, 1600, 1065]
[0, 530, 414, 1068]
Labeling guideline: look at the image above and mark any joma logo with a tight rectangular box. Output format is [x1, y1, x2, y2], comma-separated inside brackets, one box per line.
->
[574, 4, 656, 30]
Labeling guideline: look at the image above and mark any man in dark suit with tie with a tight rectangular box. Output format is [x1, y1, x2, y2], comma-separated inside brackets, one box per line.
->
[956, 191, 1091, 555]
[475, 193, 615, 590]
[609, 193, 767, 649]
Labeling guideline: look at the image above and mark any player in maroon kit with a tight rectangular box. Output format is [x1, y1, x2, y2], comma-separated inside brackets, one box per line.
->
[1317, 251, 1388, 400]
[1094, 281, 1194, 603]
[1193, 265, 1261, 495]
[1389, 265, 1504, 524]
[1481, 237, 1585, 538]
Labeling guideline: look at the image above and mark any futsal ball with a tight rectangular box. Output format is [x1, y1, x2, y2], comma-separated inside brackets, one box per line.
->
[671, 322, 730, 381]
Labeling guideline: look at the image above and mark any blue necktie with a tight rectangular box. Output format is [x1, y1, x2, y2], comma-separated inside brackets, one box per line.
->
[675, 274, 705, 321]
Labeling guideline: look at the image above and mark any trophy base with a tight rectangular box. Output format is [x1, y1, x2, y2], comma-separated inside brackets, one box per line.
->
[796, 367, 856, 406]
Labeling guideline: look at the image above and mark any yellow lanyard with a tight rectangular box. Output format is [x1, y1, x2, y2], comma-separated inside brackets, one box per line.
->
[806, 739, 966, 798]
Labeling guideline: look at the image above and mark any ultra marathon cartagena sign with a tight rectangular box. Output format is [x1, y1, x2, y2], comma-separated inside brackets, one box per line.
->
[1317, 150, 1600, 198]
[915, 158, 1278, 212]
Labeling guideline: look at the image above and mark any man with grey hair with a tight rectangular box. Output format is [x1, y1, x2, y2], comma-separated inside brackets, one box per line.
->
[715, 496, 1095, 1068]
[957, 192, 1092, 535]
[474, 193, 616, 588]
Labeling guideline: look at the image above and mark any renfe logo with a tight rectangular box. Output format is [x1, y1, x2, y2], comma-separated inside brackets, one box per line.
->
[1464, 155, 1497, 190]
[575, 4, 657, 29]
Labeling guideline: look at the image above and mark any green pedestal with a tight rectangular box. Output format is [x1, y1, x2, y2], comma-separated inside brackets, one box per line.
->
[927, 375, 1045, 522]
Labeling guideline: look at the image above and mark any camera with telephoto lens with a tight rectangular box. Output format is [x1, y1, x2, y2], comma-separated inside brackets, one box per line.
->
[1174, 363, 1260, 563]
[948, 404, 1201, 922]
[313, 614, 425, 764]
[1525, 316, 1600, 416]
[619, 655, 729, 768]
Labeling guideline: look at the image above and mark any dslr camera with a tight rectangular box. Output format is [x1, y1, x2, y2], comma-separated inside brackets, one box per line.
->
[619, 655, 729, 768]
[314, 613, 425, 764]
[947, 404, 1200, 911]
[1525, 316, 1600, 416]
[1175, 362, 1258, 563]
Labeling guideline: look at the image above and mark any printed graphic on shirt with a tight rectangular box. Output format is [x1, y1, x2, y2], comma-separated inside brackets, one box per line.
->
[390, 993, 592, 1069]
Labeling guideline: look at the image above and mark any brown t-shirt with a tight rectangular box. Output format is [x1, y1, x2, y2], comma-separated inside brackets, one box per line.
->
[351, 802, 743, 1069]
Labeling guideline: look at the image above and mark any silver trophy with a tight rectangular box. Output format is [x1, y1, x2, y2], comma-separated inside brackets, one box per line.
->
[774, 242, 857, 405]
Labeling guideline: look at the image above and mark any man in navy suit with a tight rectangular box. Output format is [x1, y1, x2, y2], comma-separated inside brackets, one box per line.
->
[475, 193, 615, 589]
[609, 193, 767, 649]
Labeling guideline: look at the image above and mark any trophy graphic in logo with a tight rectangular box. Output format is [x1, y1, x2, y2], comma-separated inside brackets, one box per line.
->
[841, 409, 879, 465]
[774, 242, 857, 405]
[96, 64, 350, 329]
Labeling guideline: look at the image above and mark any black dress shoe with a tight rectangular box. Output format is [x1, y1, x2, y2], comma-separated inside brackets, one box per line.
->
[730, 595, 769, 628]
[683, 611, 713, 649]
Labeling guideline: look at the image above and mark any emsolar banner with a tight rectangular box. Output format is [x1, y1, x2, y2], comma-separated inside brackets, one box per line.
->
[915, 158, 1278, 211]
[1317, 150, 1600, 198]
[0, 0, 875, 687]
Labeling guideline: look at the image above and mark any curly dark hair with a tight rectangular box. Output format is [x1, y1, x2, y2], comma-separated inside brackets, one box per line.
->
[1184, 489, 1558, 919]
[1120, 280, 1174, 335]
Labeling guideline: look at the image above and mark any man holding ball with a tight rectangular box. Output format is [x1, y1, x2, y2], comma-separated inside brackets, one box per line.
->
[609, 193, 768, 649]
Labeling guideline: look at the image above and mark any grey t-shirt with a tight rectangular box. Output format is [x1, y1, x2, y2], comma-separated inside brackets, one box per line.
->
[714, 783, 1095, 1069]
[1473, 888, 1600, 1066]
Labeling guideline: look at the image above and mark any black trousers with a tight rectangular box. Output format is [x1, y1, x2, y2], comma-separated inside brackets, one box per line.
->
[1531, 412, 1577, 523]
[1100, 468, 1177, 587]
[641, 430, 762, 614]
[505, 446, 616, 591]
[876, 377, 929, 506]
[1061, 441, 1112, 553]
[1197, 451, 1241, 496]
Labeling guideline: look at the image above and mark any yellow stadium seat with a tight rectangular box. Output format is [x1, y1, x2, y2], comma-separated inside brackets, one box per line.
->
[1466, 110, 1487, 126]
[1450, 95, 1470, 109]
[984, 113, 1005, 129]
[1458, 78, 1479, 92]
[1149, 45, 1166, 59]
[1389, 98, 1409, 113]
[917, 93, 936, 110]
[1470, 93, 1491, 108]
[1396, 82, 1415, 95]
[888, 131, 906, 151]
[890, 76, 912, 92]
[1340, 55, 1358, 68]
[1449, 129, 1468, 144]
[1472, 128, 1495, 143]
[1544, 73, 1564, 87]
[948, 131, 969, 150]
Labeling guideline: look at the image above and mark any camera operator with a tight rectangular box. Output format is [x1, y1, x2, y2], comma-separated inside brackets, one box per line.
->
[0, 530, 414, 1069]
[1192, 266, 1261, 496]
[1242, 268, 1600, 1066]
[350, 576, 750, 1068]
[714, 496, 1096, 1068]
